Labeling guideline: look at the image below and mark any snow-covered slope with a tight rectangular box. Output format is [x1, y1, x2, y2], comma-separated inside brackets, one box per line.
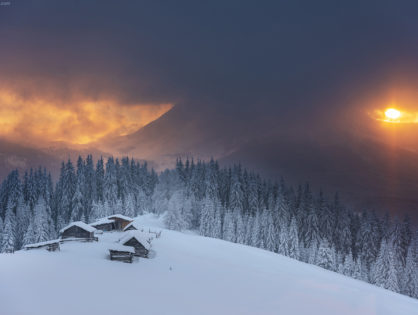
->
[0, 214, 417, 315]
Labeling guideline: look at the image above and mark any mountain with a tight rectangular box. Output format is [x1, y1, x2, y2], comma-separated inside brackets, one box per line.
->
[97, 104, 258, 169]
[1, 213, 416, 315]
[97, 105, 418, 221]
[0, 138, 110, 180]
[0, 138, 62, 180]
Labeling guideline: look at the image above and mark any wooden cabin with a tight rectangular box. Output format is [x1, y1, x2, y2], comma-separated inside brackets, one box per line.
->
[60, 221, 97, 241]
[119, 231, 151, 258]
[107, 214, 133, 230]
[90, 218, 115, 231]
[109, 244, 135, 263]
[123, 221, 142, 232]
[24, 239, 60, 252]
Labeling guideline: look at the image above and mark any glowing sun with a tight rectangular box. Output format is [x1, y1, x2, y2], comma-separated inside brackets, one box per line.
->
[385, 108, 401, 120]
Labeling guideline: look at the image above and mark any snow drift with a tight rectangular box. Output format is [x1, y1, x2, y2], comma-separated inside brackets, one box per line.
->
[0, 214, 416, 315]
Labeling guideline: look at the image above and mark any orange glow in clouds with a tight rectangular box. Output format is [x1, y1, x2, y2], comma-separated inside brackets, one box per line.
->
[372, 107, 418, 124]
[0, 90, 173, 145]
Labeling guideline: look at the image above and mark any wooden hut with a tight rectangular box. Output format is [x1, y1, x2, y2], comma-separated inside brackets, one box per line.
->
[109, 244, 135, 263]
[107, 214, 133, 230]
[24, 239, 60, 252]
[60, 221, 97, 241]
[90, 218, 116, 231]
[123, 221, 142, 232]
[119, 231, 151, 258]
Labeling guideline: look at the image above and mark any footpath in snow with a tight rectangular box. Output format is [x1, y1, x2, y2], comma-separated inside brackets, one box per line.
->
[0, 213, 417, 315]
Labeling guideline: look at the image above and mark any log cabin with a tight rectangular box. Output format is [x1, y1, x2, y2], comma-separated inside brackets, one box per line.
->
[123, 221, 142, 232]
[109, 244, 135, 263]
[24, 239, 60, 251]
[107, 214, 133, 230]
[89, 218, 116, 231]
[119, 231, 151, 258]
[60, 221, 97, 241]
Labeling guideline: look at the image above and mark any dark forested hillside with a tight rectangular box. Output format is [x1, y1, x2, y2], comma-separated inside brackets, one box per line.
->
[0, 156, 416, 299]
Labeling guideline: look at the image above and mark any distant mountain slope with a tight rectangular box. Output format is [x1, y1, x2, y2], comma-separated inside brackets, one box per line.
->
[220, 134, 418, 219]
[0, 139, 110, 180]
[97, 105, 418, 221]
[98, 104, 255, 169]
[0, 213, 416, 315]
[0, 138, 61, 179]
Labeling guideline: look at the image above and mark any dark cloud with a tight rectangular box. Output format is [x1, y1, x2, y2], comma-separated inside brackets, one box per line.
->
[2, 1, 418, 113]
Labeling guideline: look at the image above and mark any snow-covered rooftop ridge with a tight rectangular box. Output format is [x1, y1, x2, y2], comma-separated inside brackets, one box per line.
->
[59, 221, 97, 234]
[119, 230, 153, 249]
[107, 214, 133, 221]
[108, 244, 135, 254]
[24, 239, 60, 248]
[123, 221, 143, 231]
[89, 218, 115, 226]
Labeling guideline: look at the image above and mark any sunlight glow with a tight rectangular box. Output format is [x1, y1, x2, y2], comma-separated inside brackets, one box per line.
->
[385, 108, 401, 120]
[0, 89, 173, 145]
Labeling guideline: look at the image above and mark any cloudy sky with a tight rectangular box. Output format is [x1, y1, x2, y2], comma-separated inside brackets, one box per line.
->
[1, 1, 417, 144]
[1, 1, 418, 218]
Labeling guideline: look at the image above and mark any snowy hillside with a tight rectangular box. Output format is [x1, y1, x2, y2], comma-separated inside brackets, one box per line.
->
[0, 214, 417, 315]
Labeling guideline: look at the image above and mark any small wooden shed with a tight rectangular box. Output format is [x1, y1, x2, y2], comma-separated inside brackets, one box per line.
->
[90, 218, 116, 231]
[119, 231, 151, 258]
[24, 239, 60, 252]
[60, 221, 97, 241]
[107, 214, 133, 230]
[109, 244, 135, 263]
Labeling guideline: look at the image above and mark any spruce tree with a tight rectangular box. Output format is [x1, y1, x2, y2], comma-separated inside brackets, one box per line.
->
[316, 240, 336, 271]
[402, 245, 418, 298]
[287, 217, 300, 260]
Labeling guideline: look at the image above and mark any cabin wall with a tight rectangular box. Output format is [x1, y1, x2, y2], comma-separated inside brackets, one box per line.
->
[109, 218, 132, 230]
[61, 226, 93, 239]
[123, 238, 149, 257]
[93, 223, 114, 231]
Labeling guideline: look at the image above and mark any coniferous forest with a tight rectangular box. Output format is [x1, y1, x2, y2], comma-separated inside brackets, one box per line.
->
[0, 155, 416, 299]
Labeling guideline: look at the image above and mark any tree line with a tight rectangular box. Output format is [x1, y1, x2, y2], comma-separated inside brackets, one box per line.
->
[0, 156, 416, 299]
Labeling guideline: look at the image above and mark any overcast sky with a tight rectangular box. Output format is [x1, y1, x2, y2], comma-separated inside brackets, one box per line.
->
[0, 1, 418, 147]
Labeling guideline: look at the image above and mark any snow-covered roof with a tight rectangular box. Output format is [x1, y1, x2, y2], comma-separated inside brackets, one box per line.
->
[123, 221, 144, 231]
[89, 218, 115, 226]
[24, 239, 60, 249]
[107, 214, 133, 222]
[108, 244, 135, 254]
[59, 221, 97, 234]
[119, 230, 153, 249]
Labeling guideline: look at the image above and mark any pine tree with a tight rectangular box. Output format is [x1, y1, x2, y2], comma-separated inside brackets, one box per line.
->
[264, 211, 276, 252]
[1, 201, 16, 252]
[199, 196, 214, 237]
[96, 157, 105, 202]
[235, 213, 245, 244]
[90, 201, 104, 222]
[165, 191, 187, 231]
[340, 251, 355, 277]
[71, 182, 84, 222]
[211, 204, 222, 239]
[402, 245, 418, 298]
[251, 212, 261, 247]
[372, 239, 400, 292]
[316, 240, 336, 271]
[223, 210, 236, 243]
[32, 197, 53, 243]
[352, 258, 363, 281]
[287, 217, 300, 260]
[124, 194, 136, 218]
